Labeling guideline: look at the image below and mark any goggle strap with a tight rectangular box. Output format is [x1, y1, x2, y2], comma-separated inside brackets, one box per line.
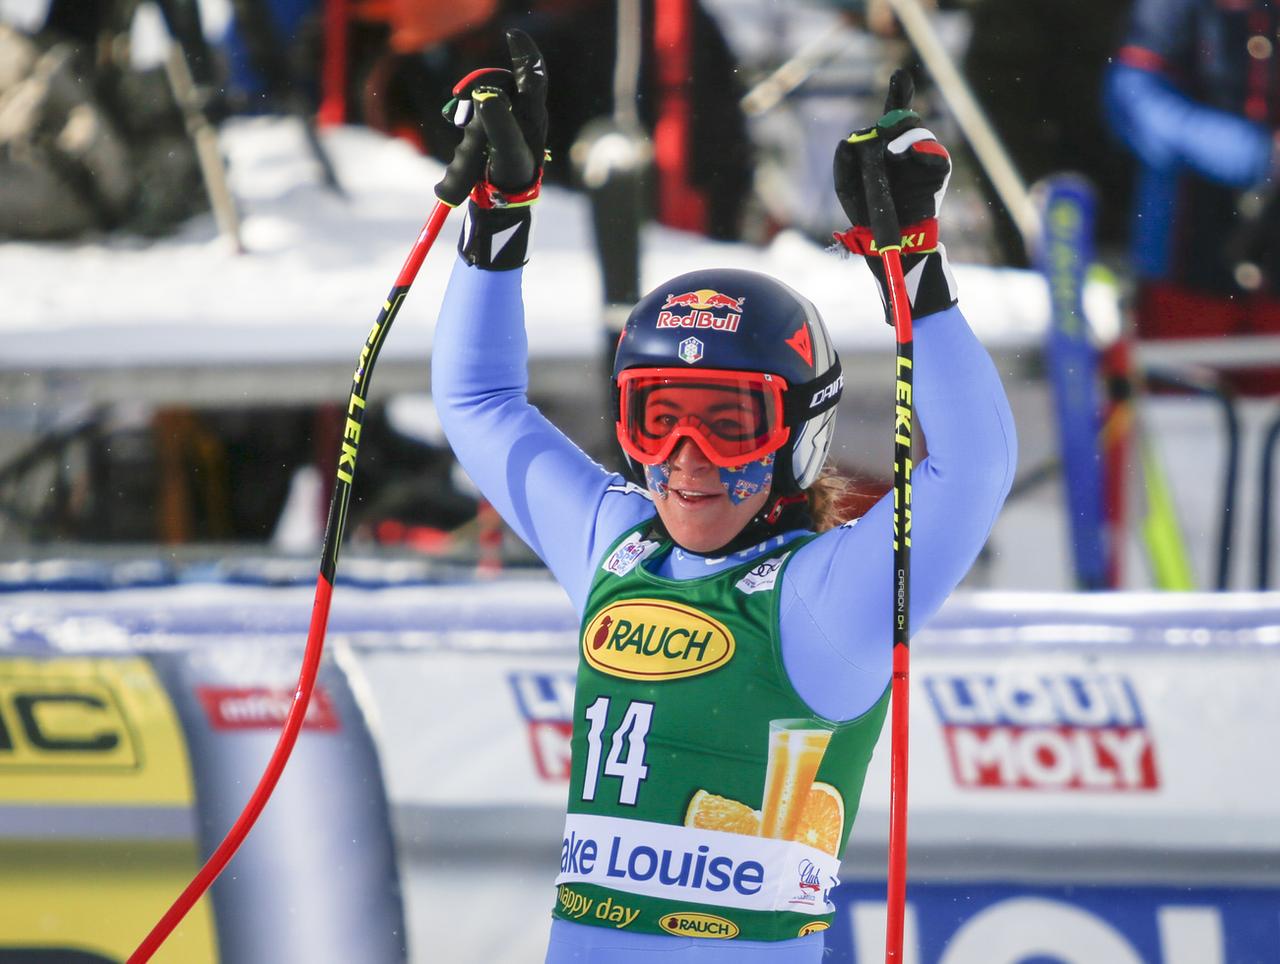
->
[784, 359, 844, 424]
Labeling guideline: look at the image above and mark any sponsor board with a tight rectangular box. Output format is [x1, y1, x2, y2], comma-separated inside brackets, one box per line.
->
[556, 812, 838, 913]
[826, 880, 1280, 963]
[197, 685, 341, 731]
[0, 672, 138, 771]
[0, 656, 219, 960]
[509, 671, 576, 781]
[925, 672, 1159, 791]
[582, 600, 735, 681]
[0, 836, 220, 963]
[0, 656, 194, 806]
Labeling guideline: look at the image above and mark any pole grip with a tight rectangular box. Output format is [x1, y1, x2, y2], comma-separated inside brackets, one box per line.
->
[435, 124, 489, 207]
[434, 67, 517, 207]
[858, 136, 901, 252]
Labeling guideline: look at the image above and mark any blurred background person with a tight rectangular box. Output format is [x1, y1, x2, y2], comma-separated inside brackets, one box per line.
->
[1104, 0, 1280, 393]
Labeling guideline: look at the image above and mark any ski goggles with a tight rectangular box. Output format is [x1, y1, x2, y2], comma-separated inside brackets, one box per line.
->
[615, 368, 792, 467]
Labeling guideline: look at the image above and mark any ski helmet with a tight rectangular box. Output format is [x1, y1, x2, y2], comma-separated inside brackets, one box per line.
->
[612, 268, 842, 492]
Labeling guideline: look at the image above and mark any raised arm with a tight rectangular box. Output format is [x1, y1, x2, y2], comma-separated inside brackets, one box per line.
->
[428, 32, 652, 611]
[781, 305, 1015, 721]
[784, 82, 1017, 721]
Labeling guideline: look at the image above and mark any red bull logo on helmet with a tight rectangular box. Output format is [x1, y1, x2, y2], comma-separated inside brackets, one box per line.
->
[657, 289, 745, 334]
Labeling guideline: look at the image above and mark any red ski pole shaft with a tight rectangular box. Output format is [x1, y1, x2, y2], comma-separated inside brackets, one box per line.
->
[882, 243, 914, 962]
[128, 200, 453, 964]
[853, 132, 915, 963]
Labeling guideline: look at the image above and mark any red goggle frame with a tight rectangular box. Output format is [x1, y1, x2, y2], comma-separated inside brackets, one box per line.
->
[615, 368, 792, 468]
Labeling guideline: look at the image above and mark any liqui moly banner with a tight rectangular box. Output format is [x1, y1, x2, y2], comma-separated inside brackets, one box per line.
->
[871, 649, 1280, 855]
[924, 672, 1159, 792]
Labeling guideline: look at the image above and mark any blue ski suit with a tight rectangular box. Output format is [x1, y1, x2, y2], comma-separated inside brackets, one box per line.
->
[431, 256, 1016, 961]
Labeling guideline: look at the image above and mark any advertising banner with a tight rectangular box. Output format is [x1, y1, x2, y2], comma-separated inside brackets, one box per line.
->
[0, 655, 218, 962]
[825, 880, 1280, 964]
[2, 581, 1278, 963]
[0, 643, 406, 963]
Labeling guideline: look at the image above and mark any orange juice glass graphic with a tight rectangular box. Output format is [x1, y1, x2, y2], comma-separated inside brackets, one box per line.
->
[760, 719, 833, 841]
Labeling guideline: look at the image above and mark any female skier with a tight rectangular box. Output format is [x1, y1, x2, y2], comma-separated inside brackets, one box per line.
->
[431, 32, 1016, 963]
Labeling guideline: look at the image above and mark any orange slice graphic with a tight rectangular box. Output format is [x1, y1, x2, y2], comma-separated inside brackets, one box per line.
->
[684, 789, 761, 837]
[791, 781, 845, 856]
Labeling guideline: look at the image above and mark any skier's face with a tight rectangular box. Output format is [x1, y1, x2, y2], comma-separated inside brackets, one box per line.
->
[646, 438, 773, 553]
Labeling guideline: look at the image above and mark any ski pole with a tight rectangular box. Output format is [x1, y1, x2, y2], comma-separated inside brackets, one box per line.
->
[856, 126, 914, 964]
[127, 200, 451, 964]
[126, 53, 508, 961]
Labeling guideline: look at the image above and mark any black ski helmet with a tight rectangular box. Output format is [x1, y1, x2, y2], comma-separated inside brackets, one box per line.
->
[612, 268, 843, 492]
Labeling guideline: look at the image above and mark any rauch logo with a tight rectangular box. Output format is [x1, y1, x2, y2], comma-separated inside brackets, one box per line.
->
[659, 912, 739, 939]
[925, 672, 1159, 791]
[582, 599, 735, 681]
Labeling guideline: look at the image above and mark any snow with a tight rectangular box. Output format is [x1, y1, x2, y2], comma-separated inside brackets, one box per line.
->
[3, 119, 1055, 373]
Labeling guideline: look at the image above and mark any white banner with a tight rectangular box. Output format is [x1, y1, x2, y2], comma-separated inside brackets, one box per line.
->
[6, 584, 1279, 860]
[357, 642, 1280, 858]
[554, 812, 838, 915]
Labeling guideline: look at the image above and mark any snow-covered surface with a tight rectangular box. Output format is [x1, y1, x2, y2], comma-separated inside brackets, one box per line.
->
[3, 119, 1054, 371]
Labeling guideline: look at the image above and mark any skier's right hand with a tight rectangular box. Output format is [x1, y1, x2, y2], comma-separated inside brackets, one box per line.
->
[434, 30, 548, 209]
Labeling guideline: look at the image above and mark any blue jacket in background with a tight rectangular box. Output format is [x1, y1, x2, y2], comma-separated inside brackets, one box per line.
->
[1103, 0, 1276, 295]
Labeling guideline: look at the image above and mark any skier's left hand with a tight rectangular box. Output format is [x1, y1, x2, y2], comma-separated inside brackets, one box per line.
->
[833, 68, 952, 248]
[832, 69, 958, 320]
[435, 29, 549, 209]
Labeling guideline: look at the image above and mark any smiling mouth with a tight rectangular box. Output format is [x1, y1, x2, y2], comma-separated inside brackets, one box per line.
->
[672, 488, 722, 505]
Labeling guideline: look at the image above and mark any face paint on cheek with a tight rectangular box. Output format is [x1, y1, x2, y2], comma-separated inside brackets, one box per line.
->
[645, 462, 671, 501]
[719, 452, 776, 505]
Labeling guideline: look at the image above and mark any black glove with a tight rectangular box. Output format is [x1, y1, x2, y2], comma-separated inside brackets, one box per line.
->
[436, 29, 549, 270]
[833, 69, 958, 320]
